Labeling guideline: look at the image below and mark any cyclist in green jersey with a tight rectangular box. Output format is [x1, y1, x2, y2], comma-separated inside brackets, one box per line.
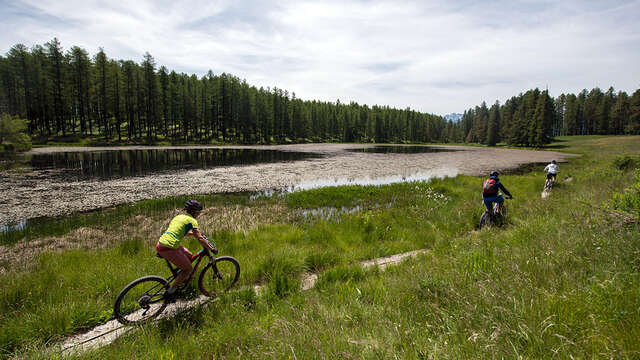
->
[156, 200, 216, 299]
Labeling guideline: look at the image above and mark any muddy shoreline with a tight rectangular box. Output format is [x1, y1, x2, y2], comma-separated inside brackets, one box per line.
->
[0, 144, 576, 226]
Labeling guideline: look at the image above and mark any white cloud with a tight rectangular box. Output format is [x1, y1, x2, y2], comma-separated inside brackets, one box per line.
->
[1, 0, 639, 114]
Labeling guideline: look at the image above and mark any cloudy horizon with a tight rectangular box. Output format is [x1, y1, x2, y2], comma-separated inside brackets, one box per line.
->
[1, 0, 639, 115]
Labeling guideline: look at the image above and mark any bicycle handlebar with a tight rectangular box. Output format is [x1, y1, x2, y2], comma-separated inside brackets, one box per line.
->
[202, 235, 218, 254]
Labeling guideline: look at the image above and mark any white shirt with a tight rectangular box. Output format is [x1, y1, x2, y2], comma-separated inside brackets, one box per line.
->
[544, 163, 559, 174]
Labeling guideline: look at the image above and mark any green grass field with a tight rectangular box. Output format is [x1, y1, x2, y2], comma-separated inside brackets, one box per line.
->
[1, 135, 639, 359]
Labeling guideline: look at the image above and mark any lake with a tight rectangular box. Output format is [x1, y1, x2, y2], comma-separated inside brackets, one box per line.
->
[1, 143, 573, 229]
[2, 148, 321, 180]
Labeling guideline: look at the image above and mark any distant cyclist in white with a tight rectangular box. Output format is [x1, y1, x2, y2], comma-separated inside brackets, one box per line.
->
[544, 160, 559, 187]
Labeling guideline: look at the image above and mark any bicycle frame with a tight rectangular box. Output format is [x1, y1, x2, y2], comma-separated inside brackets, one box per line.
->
[160, 248, 214, 286]
[483, 193, 505, 215]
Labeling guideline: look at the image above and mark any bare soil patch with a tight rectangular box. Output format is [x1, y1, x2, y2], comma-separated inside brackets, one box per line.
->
[0, 144, 575, 226]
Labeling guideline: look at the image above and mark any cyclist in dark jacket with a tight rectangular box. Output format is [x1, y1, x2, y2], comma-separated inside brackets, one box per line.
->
[482, 171, 513, 214]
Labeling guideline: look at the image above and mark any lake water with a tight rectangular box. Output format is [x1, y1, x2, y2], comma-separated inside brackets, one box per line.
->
[3, 148, 321, 180]
[1, 144, 564, 234]
[250, 168, 461, 200]
[348, 145, 458, 154]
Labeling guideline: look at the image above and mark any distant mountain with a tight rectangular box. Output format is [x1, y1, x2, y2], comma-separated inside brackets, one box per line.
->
[444, 113, 463, 122]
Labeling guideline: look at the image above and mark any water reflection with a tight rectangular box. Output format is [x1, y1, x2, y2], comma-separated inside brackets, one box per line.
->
[8, 149, 320, 179]
[251, 168, 460, 199]
[293, 169, 459, 191]
[0, 219, 27, 234]
[349, 146, 459, 154]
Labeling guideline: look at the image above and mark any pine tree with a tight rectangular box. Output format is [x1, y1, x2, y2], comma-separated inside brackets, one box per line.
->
[554, 94, 565, 136]
[45, 38, 66, 136]
[486, 101, 500, 146]
[68, 46, 90, 135]
[628, 89, 640, 134]
[610, 91, 629, 135]
[111, 59, 123, 140]
[158, 66, 169, 137]
[532, 90, 554, 146]
[141, 52, 158, 140]
[94, 48, 109, 139]
[7, 44, 31, 120]
[583, 88, 602, 134]
[563, 94, 578, 135]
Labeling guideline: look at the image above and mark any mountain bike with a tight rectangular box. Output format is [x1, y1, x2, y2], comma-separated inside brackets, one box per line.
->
[478, 196, 511, 229]
[113, 237, 240, 325]
[544, 174, 556, 191]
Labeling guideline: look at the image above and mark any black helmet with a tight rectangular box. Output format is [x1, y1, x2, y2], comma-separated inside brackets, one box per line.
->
[490, 171, 499, 177]
[551, 160, 557, 164]
[185, 199, 203, 213]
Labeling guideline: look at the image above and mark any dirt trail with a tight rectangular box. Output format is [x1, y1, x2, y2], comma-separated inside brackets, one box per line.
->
[1, 144, 575, 226]
[54, 248, 428, 356]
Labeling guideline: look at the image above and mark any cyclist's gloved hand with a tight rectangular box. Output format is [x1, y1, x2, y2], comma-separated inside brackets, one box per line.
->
[205, 239, 217, 254]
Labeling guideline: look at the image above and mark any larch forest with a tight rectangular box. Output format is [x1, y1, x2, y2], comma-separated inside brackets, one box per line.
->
[1, 38, 639, 147]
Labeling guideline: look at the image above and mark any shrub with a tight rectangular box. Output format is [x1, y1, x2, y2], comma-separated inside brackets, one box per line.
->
[0, 113, 32, 153]
[612, 169, 640, 216]
[613, 154, 639, 171]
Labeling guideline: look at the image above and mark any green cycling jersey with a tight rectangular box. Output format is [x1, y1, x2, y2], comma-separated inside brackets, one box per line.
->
[158, 214, 199, 249]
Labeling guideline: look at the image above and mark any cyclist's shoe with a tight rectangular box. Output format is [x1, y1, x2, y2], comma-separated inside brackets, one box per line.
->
[163, 290, 178, 304]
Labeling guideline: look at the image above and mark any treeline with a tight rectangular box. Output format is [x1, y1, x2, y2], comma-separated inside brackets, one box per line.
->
[459, 87, 640, 146]
[0, 38, 449, 144]
[2, 39, 639, 147]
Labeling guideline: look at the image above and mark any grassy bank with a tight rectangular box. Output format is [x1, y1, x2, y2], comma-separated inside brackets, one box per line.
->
[1, 136, 639, 359]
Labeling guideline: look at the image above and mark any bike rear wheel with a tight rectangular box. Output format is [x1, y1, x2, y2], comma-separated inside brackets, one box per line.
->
[198, 256, 240, 297]
[114, 275, 168, 325]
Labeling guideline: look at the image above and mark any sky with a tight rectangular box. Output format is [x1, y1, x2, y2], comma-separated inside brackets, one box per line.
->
[1, 0, 639, 115]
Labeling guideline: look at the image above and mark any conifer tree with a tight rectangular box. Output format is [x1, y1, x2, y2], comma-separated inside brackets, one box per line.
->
[532, 90, 554, 146]
[141, 52, 157, 140]
[628, 89, 640, 134]
[610, 91, 629, 134]
[563, 94, 578, 135]
[69, 46, 90, 135]
[45, 38, 66, 135]
[486, 101, 500, 146]
[94, 48, 109, 139]
[7, 44, 31, 120]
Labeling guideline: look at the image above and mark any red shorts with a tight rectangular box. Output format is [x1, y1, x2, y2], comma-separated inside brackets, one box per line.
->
[156, 243, 193, 272]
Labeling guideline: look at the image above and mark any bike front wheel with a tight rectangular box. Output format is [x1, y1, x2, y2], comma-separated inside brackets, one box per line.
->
[478, 211, 491, 229]
[114, 275, 168, 325]
[198, 256, 240, 297]
[498, 204, 508, 219]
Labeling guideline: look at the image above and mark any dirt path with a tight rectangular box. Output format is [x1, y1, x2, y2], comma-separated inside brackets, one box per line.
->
[0, 144, 575, 226]
[54, 248, 428, 356]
